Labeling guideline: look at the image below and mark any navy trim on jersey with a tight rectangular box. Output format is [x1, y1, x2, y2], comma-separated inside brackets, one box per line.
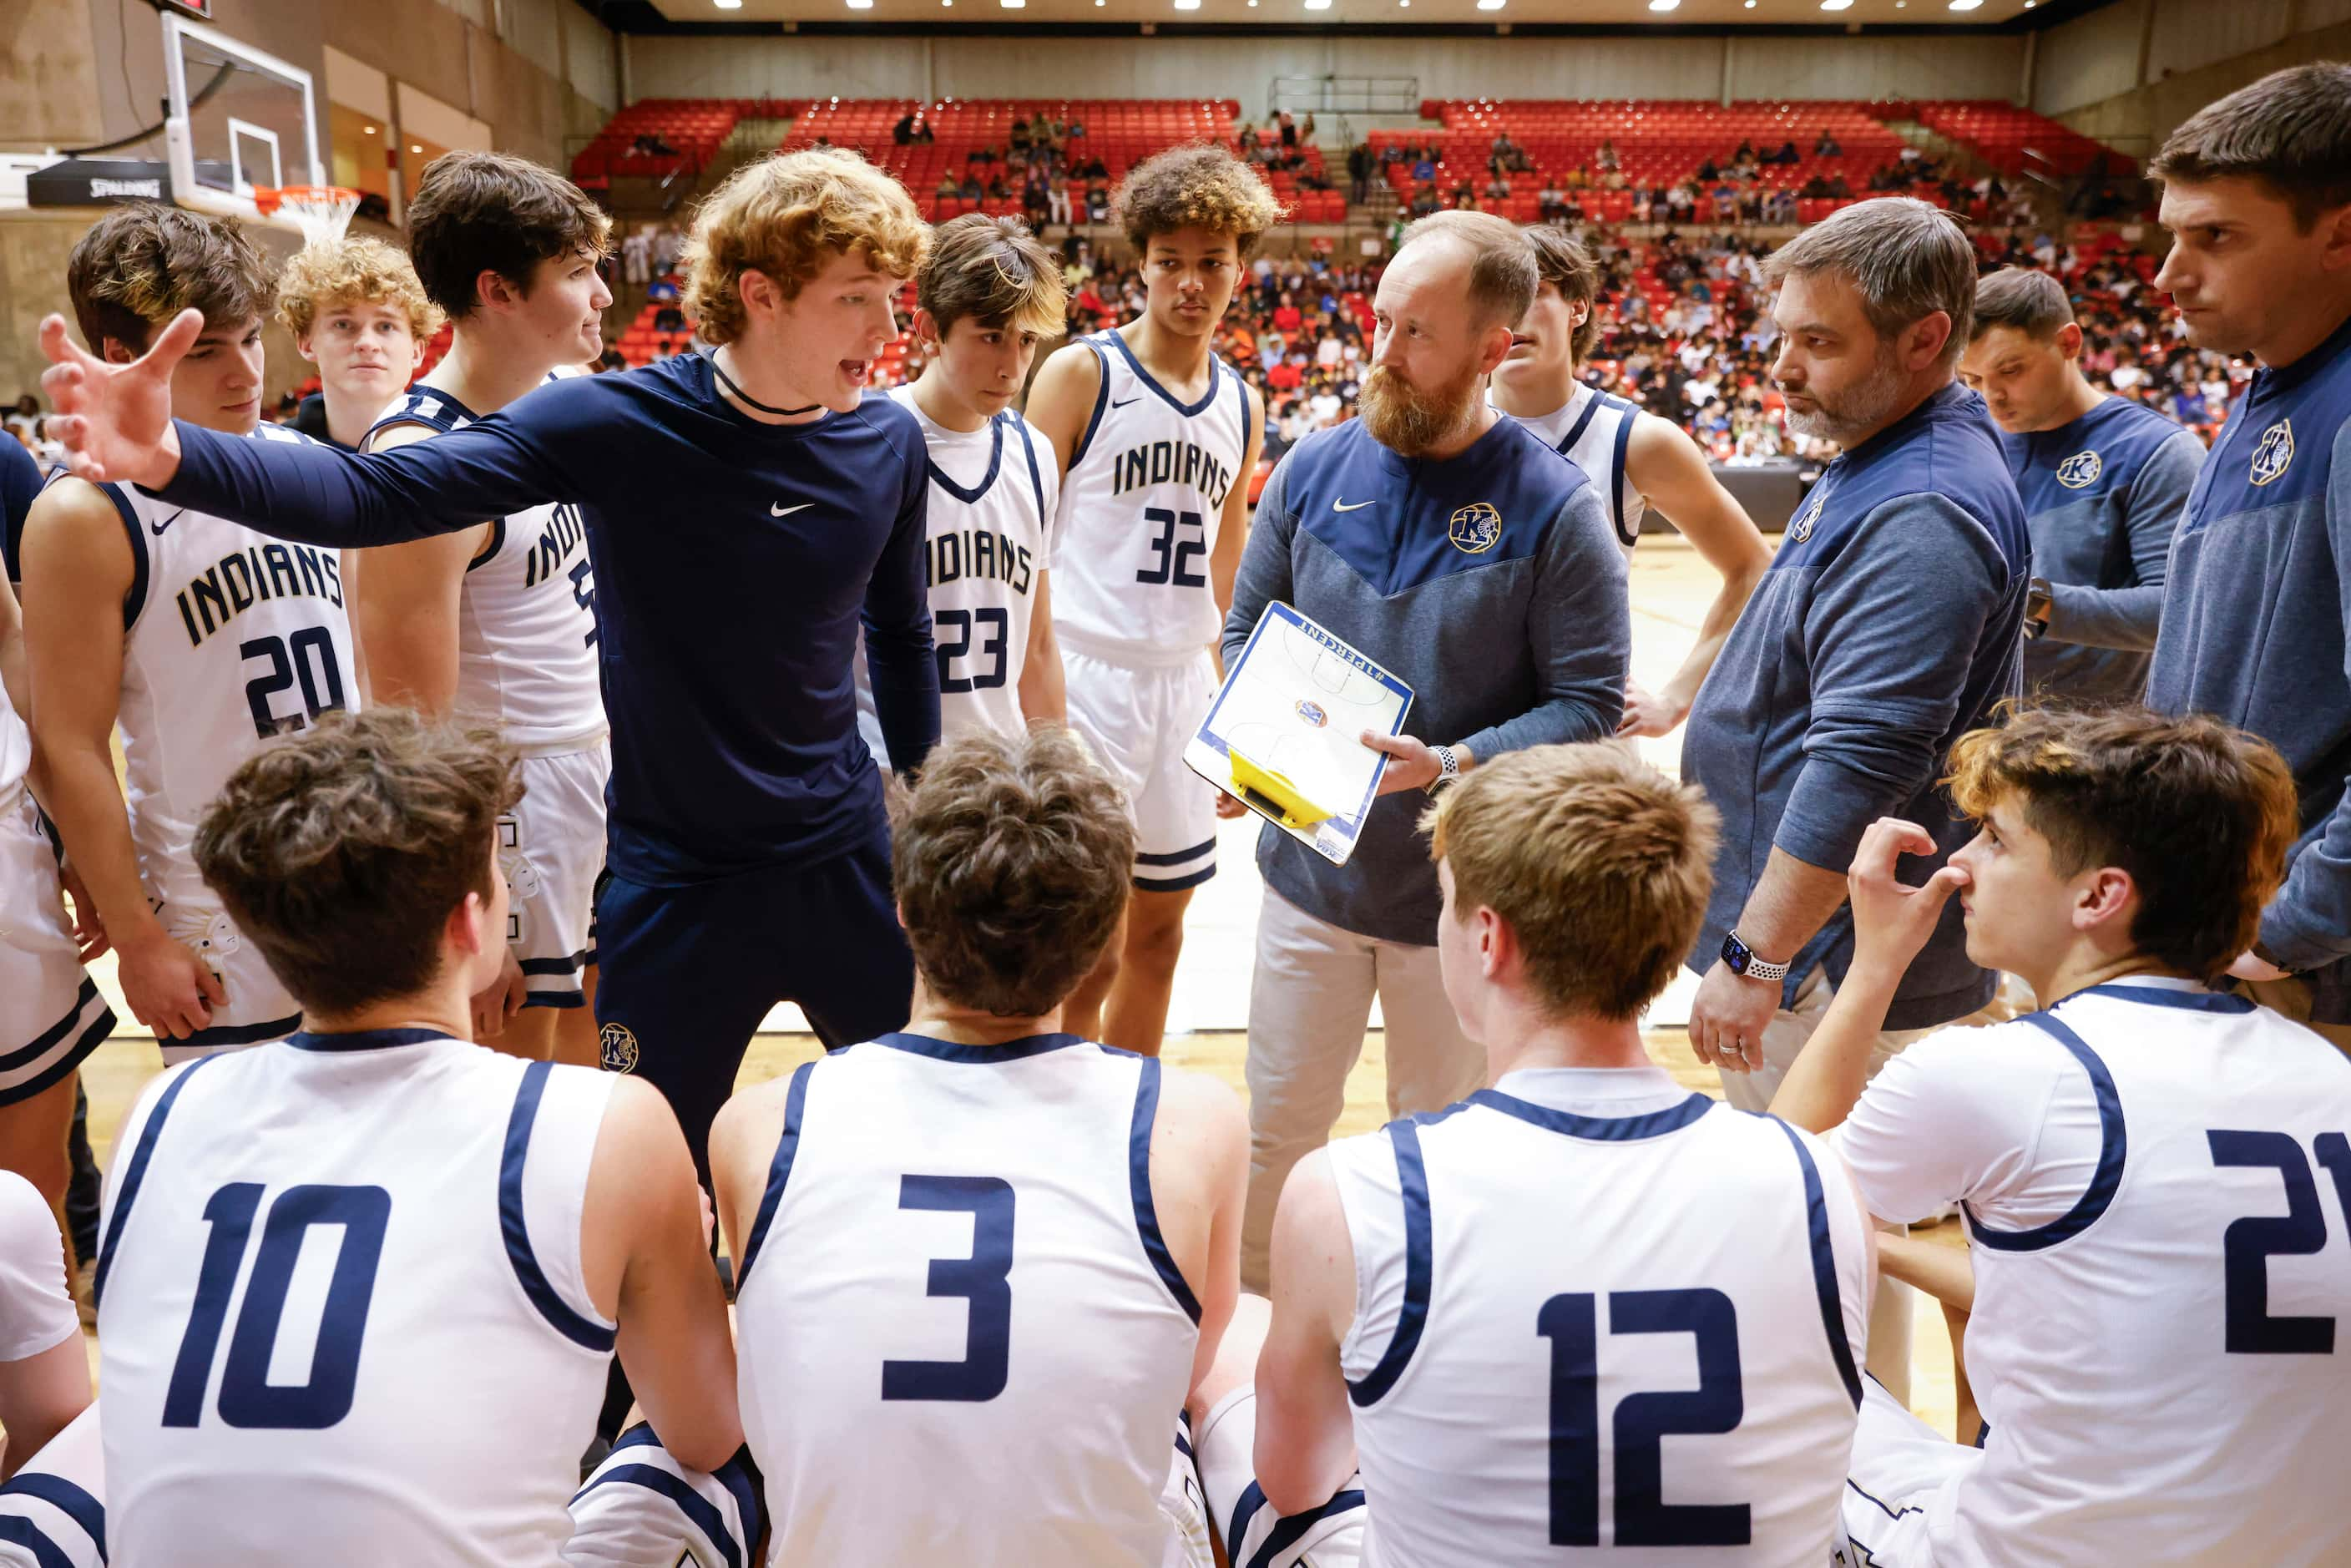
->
[1135, 837, 1218, 867]
[1226, 1481, 1369, 1568]
[714, 1446, 766, 1560]
[1107, 328, 1225, 418]
[1555, 389, 1606, 457]
[1347, 1118, 1432, 1407]
[1964, 1010, 2126, 1252]
[571, 1464, 742, 1568]
[520, 948, 593, 977]
[95, 483, 149, 630]
[1014, 415, 1047, 518]
[1129, 1056, 1203, 1323]
[1133, 863, 1216, 893]
[0, 1515, 78, 1568]
[2076, 982, 2257, 1016]
[1067, 339, 1113, 468]
[468, 515, 503, 574]
[520, 989, 585, 1010]
[0, 979, 104, 1072]
[1844, 1474, 1928, 1525]
[611, 1423, 665, 1455]
[732, 1059, 813, 1293]
[499, 1060, 618, 1352]
[175, 1014, 302, 1051]
[927, 418, 1005, 505]
[875, 1030, 1087, 1064]
[1608, 402, 1638, 547]
[1768, 1115, 1864, 1409]
[1466, 1086, 1715, 1142]
[0, 1471, 104, 1560]
[284, 1026, 453, 1054]
[92, 1052, 226, 1308]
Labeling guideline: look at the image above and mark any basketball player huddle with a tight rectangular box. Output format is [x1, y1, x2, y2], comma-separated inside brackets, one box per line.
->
[0, 58, 2347, 1568]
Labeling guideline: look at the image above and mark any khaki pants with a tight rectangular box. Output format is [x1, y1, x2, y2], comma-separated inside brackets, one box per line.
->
[1716, 969, 2005, 1405]
[1240, 888, 1486, 1293]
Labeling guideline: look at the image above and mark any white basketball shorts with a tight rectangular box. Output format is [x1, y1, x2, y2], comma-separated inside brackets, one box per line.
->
[147, 867, 301, 1064]
[1064, 647, 1217, 893]
[1193, 1386, 1368, 1568]
[505, 739, 609, 1009]
[0, 792, 111, 1105]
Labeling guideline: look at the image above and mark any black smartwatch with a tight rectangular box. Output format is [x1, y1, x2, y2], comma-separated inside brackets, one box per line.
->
[1721, 929, 1789, 985]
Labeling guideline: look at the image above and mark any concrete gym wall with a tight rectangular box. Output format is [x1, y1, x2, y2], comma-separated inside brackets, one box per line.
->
[2034, 0, 2351, 158]
[622, 30, 2030, 122]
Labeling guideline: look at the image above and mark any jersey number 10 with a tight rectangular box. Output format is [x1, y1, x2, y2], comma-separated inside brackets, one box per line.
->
[163, 1182, 390, 1429]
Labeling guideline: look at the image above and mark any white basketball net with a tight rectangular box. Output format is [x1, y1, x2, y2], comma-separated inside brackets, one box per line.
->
[265, 186, 362, 248]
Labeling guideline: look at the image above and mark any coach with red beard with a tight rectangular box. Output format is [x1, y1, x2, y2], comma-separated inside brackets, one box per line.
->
[1221, 210, 1630, 1290]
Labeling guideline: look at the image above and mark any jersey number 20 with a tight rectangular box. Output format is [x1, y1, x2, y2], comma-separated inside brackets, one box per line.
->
[240, 629, 346, 740]
[163, 1182, 390, 1429]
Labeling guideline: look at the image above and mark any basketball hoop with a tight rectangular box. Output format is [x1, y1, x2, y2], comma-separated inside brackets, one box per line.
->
[254, 185, 362, 248]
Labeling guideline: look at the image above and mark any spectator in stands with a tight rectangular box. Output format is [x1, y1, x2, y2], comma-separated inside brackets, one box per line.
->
[1697, 154, 1720, 183]
[1346, 143, 1371, 205]
[1485, 172, 1511, 203]
[1539, 180, 1566, 223]
[893, 110, 918, 145]
[1009, 117, 1032, 154]
[1049, 179, 1073, 227]
[621, 225, 651, 286]
[1768, 139, 1800, 165]
[1450, 175, 1476, 207]
[1595, 138, 1620, 172]
[934, 172, 960, 202]
[1279, 110, 1297, 149]
[959, 171, 983, 202]
[1022, 173, 1050, 227]
[1086, 185, 1110, 223]
[1814, 128, 1842, 157]
[1382, 142, 1407, 167]
[1734, 138, 1757, 164]
[986, 172, 1010, 202]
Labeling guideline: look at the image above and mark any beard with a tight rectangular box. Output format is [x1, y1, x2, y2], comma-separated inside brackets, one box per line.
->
[1360, 362, 1482, 457]
[1781, 343, 1912, 444]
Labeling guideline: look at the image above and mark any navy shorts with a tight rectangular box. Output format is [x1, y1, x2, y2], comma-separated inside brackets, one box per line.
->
[592, 824, 913, 1182]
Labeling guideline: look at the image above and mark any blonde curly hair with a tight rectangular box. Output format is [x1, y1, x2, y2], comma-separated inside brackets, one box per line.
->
[1114, 144, 1288, 260]
[276, 235, 442, 342]
[681, 147, 930, 346]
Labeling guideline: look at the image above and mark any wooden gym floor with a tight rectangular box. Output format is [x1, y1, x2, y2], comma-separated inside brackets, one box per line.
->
[69, 539, 1972, 1437]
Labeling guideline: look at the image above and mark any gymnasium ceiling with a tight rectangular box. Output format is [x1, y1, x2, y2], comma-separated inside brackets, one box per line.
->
[617, 0, 2107, 31]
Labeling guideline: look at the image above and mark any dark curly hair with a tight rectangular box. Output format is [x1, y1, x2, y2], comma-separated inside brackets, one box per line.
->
[1114, 144, 1288, 260]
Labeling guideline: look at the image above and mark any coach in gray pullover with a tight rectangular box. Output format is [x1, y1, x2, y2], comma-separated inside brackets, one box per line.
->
[1220, 212, 1628, 1287]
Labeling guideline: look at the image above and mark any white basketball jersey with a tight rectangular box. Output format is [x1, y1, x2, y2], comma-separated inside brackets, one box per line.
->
[1053, 330, 1251, 664]
[0, 1406, 104, 1568]
[1935, 984, 2351, 1565]
[1495, 383, 1645, 555]
[1332, 1070, 1868, 1566]
[99, 449, 356, 897]
[366, 372, 606, 752]
[734, 1032, 1201, 1566]
[855, 387, 1059, 768]
[94, 1032, 619, 1566]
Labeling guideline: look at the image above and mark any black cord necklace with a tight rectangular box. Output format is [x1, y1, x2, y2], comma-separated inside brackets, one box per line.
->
[712, 353, 822, 418]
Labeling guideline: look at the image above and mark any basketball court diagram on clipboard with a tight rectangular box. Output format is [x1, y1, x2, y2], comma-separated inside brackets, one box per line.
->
[1186, 602, 1413, 867]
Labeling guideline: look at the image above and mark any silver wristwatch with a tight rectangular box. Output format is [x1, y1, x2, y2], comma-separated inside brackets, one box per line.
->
[1428, 744, 1462, 791]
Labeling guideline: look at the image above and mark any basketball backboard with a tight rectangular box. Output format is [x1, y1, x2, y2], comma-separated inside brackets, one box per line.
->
[162, 13, 322, 231]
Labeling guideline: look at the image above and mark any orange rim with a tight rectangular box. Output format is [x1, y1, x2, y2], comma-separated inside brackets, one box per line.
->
[253, 185, 362, 216]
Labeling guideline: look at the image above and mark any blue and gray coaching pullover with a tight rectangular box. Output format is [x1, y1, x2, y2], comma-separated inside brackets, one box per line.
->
[1683, 382, 2030, 1029]
[1222, 415, 1629, 944]
[2002, 395, 2203, 702]
[2149, 310, 2351, 1022]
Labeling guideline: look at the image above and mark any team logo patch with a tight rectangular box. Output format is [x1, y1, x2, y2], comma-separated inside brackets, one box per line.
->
[2055, 449, 2102, 488]
[2251, 417, 2294, 486]
[1789, 489, 1827, 544]
[1448, 501, 1503, 554]
[1294, 699, 1328, 728]
[599, 1022, 640, 1074]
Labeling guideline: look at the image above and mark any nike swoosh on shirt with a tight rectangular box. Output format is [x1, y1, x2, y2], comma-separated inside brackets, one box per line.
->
[1110, 397, 1141, 408]
[1331, 498, 1375, 513]
[770, 503, 816, 518]
[149, 510, 186, 536]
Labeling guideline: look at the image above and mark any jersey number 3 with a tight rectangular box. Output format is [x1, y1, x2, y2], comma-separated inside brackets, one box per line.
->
[163, 1182, 391, 1429]
[882, 1174, 1014, 1403]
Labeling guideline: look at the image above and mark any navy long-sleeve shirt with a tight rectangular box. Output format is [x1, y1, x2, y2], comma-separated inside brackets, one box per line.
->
[2149, 309, 2351, 1021]
[1683, 382, 2030, 1029]
[1223, 416, 1629, 943]
[2001, 394, 2202, 702]
[154, 354, 940, 886]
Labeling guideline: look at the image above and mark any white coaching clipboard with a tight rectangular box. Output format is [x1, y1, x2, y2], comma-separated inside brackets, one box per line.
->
[1184, 601, 1413, 867]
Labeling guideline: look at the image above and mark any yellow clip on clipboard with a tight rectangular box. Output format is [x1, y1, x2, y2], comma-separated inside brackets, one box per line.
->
[1226, 747, 1335, 831]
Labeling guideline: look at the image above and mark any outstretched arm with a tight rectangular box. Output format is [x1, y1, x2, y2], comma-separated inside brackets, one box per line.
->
[40, 310, 584, 550]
